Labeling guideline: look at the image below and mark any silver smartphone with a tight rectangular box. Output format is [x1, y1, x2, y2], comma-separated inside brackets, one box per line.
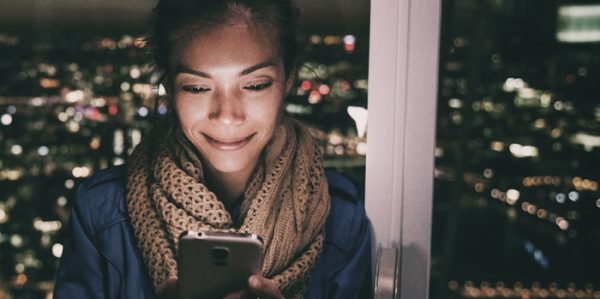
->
[178, 230, 264, 299]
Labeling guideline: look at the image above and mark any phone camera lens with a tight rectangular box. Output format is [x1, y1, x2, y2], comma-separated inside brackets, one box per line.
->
[212, 247, 229, 260]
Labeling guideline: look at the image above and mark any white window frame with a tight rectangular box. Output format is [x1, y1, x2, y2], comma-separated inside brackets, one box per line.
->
[365, 0, 441, 298]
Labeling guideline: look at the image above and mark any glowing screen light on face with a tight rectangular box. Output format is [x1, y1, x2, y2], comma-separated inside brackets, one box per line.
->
[557, 5, 600, 43]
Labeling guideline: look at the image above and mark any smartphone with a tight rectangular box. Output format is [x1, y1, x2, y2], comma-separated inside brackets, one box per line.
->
[178, 230, 264, 299]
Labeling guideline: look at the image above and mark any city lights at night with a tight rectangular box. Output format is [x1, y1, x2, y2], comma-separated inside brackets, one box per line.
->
[0, 6, 368, 297]
[430, 1, 600, 298]
[0, 0, 599, 298]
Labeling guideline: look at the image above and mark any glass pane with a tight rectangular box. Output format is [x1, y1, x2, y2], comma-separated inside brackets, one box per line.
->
[431, 1, 600, 298]
[0, 1, 369, 298]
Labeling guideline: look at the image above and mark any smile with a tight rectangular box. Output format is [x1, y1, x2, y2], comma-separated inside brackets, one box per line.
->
[203, 133, 255, 151]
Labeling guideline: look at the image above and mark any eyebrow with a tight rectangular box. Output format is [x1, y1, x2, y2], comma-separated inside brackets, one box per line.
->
[175, 61, 277, 78]
[240, 62, 276, 75]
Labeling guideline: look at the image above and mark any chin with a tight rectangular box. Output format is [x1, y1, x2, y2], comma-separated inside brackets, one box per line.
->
[205, 155, 255, 175]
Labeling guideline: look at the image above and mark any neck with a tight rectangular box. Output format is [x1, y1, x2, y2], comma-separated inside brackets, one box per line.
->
[203, 165, 255, 209]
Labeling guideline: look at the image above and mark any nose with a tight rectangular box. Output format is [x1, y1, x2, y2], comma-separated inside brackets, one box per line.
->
[208, 89, 245, 125]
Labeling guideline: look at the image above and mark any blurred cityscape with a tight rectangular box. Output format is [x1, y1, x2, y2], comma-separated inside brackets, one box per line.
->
[2, 1, 600, 299]
[0, 27, 368, 298]
[430, 1, 600, 298]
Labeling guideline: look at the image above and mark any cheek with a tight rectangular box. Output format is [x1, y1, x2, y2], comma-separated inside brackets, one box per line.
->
[251, 97, 282, 130]
[175, 98, 207, 128]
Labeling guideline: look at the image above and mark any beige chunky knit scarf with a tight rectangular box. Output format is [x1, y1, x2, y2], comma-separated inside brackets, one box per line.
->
[126, 116, 330, 298]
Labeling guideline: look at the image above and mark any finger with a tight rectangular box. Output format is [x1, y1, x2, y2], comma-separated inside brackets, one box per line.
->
[157, 278, 178, 299]
[247, 275, 284, 299]
[222, 291, 243, 299]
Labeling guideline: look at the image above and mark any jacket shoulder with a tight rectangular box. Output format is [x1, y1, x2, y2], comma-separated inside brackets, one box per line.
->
[324, 170, 368, 253]
[73, 165, 128, 235]
[325, 169, 361, 204]
[80, 165, 127, 190]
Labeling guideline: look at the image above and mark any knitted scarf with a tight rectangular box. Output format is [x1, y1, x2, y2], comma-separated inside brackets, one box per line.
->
[126, 116, 330, 298]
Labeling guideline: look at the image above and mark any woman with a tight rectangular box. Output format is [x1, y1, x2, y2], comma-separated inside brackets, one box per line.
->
[54, 0, 371, 298]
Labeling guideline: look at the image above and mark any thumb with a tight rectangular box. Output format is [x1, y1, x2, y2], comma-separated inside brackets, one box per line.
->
[157, 278, 179, 299]
[247, 276, 284, 299]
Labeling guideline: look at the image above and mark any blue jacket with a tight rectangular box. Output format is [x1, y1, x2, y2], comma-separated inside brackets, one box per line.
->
[54, 166, 371, 299]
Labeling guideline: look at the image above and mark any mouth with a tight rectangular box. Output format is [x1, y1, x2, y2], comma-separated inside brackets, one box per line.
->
[203, 133, 255, 151]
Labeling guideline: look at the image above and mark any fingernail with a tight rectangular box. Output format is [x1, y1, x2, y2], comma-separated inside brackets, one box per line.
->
[249, 276, 261, 289]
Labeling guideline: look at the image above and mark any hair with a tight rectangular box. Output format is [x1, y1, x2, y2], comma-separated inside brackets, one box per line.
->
[148, 0, 299, 80]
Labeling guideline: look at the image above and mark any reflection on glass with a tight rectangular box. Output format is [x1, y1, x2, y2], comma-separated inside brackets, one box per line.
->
[431, 1, 600, 298]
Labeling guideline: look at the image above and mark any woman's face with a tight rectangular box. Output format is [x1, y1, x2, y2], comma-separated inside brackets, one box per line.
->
[171, 23, 292, 176]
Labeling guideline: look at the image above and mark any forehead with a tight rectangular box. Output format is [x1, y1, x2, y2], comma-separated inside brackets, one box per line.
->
[172, 23, 281, 69]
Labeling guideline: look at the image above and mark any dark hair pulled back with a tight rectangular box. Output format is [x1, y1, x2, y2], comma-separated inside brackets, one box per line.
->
[149, 0, 299, 78]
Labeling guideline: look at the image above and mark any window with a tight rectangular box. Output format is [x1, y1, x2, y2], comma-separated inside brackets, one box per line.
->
[431, 1, 600, 298]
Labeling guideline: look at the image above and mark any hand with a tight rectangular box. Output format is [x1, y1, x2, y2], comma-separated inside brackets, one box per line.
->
[157, 278, 179, 299]
[223, 275, 284, 299]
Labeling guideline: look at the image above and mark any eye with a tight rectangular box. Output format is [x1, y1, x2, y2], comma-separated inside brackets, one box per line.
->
[182, 86, 211, 94]
[244, 81, 273, 91]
